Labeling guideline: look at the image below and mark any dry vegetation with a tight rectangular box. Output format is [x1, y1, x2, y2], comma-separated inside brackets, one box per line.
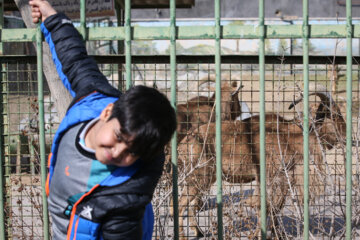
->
[174, 84, 347, 239]
[3, 63, 360, 239]
[153, 68, 360, 239]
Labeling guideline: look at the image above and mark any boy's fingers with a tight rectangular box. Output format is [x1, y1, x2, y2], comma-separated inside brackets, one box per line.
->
[29, 0, 41, 5]
[29, 0, 57, 22]
[31, 7, 40, 13]
[32, 17, 39, 23]
[31, 12, 41, 18]
[32, 16, 39, 23]
[31, 10, 41, 23]
[30, 0, 42, 23]
[29, 0, 42, 11]
[29, 0, 38, 7]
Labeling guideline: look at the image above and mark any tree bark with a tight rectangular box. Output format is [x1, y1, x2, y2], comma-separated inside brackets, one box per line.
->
[14, 0, 72, 120]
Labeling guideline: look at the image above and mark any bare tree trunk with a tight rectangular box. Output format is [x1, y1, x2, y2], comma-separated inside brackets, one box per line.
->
[14, 0, 72, 119]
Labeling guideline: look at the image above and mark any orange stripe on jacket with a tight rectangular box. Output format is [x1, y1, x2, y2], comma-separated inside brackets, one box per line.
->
[45, 153, 52, 197]
[45, 174, 50, 197]
[73, 217, 80, 240]
[67, 184, 100, 240]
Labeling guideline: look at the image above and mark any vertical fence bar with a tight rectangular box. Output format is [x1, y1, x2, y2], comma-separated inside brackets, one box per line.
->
[345, 0, 353, 239]
[302, 0, 310, 239]
[214, 0, 223, 238]
[80, 0, 86, 39]
[37, 23, 49, 240]
[0, 0, 5, 238]
[115, 1, 124, 92]
[258, 0, 266, 239]
[169, 0, 179, 239]
[125, 0, 132, 89]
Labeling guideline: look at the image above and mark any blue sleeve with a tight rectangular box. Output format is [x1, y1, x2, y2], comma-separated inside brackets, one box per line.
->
[141, 203, 155, 240]
[41, 13, 119, 98]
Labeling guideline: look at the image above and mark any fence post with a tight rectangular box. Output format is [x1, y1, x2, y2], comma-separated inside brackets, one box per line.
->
[37, 22, 50, 240]
[302, 0, 310, 239]
[0, 0, 6, 238]
[125, 0, 132, 89]
[258, 0, 267, 239]
[345, 0, 353, 239]
[214, 0, 223, 239]
[170, 0, 179, 239]
[80, 0, 86, 40]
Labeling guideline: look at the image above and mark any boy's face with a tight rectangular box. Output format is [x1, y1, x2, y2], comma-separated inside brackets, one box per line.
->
[85, 103, 139, 167]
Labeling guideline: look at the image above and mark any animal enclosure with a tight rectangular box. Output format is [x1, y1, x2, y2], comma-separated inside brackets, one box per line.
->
[0, 0, 360, 240]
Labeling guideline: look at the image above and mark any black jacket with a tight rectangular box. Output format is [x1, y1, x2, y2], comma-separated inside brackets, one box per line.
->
[43, 13, 164, 239]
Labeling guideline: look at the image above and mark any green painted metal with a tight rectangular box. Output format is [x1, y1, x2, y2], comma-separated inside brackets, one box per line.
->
[85, 24, 360, 40]
[170, 0, 179, 239]
[266, 25, 302, 39]
[114, 0, 124, 91]
[2, 35, 9, 240]
[37, 23, 49, 240]
[266, 25, 347, 38]
[125, 0, 132, 89]
[258, 0, 266, 239]
[302, 1, 310, 239]
[80, 0, 86, 39]
[215, 0, 223, 239]
[4, 24, 360, 42]
[133, 26, 171, 40]
[346, 0, 353, 239]
[176, 25, 215, 39]
[0, 0, 5, 238]
[87, 27, 124, 40]
[1, 28, 37, 42]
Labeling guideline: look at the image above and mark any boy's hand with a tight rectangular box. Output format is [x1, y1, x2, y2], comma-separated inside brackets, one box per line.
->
[29, 0, 57, 23]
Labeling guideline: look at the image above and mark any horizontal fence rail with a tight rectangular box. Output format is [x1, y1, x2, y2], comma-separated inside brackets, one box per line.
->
[3, 24, 360, 42]
[2, 55, 360, 64]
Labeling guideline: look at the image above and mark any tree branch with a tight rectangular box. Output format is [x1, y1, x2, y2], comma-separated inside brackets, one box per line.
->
[14, 0, 72, 119]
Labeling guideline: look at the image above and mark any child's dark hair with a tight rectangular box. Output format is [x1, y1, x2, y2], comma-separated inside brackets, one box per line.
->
[109, 85, 177, 161]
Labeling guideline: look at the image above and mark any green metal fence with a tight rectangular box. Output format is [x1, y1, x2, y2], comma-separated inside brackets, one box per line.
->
[0, 0, 359, 239]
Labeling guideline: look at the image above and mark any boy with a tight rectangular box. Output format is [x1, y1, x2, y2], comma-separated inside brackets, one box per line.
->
[29, 1, 177, 239]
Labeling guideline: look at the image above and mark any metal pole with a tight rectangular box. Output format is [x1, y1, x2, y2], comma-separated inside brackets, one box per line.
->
[170, 0, 179, 239]
[0, 0, 6, 237]
[345, 0, 353, 239]
[302, 1, 310, 239]
[215, 0, 223, 239]
[115, 0, 124, 92]
[37, 23, 49, 240]
[258, 0, 266, 239]
[80, 0, 86, 40]
[125, 0, 132, 89]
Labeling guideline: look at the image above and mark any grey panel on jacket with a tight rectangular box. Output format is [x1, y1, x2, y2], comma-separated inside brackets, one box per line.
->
[48, 123, 108, 239]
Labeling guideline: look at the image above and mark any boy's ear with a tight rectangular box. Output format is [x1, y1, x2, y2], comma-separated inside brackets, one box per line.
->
[100, 103, 114, 122]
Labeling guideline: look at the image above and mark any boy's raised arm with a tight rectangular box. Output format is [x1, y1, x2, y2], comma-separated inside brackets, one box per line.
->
[29, 0, 119, 100]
